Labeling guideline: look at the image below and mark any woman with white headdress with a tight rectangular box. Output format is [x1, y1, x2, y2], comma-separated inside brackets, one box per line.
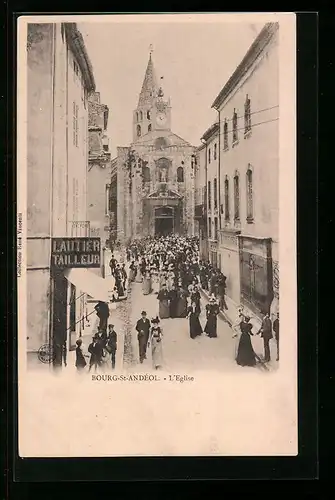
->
[204, 295, 220, 338]
[148, 317, 163, 370]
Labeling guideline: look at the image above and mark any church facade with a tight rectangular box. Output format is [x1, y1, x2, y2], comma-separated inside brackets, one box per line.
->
[116, 54, 196, 243]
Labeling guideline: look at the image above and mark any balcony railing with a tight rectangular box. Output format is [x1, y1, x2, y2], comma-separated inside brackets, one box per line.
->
[71, 221, 90, 237]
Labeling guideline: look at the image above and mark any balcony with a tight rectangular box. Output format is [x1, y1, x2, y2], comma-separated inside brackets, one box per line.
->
[71, 221, 90, 237]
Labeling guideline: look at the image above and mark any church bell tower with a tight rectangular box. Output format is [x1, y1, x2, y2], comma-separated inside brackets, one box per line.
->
[133, 51, 171, 142]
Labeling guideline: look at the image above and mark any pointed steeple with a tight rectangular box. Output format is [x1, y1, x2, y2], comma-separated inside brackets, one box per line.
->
[137, 53, 159, 108]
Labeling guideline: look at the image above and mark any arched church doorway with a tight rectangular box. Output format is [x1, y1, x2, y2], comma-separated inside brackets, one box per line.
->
[154, 206, 174, 236]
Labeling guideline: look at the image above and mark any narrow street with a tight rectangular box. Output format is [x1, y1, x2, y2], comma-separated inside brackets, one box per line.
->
[124, 281, 257, 374]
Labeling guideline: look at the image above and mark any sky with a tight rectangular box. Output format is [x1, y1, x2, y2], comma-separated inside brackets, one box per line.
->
[78, 16, 264, 158]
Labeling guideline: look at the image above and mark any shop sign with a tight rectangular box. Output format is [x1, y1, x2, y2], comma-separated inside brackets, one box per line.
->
[51, 237, 101, 269]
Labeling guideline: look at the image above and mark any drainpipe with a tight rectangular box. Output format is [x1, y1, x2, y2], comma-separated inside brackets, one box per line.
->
[201, 138, 208, 261]
[218, 111, 221, 231]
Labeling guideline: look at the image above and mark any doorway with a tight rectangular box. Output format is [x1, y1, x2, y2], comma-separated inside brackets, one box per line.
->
[155, 217, 174, 236]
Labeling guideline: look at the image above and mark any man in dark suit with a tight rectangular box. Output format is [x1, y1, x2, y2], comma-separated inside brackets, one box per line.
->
[106, 324, 117, 369]
[135, 311, 151, 363]
[94, 301, 110, 335]
[258, 313, 273, 362]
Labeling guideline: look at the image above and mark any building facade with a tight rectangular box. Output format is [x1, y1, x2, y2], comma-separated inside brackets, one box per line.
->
[211, 22, 279, 318]
[87, 91, 112, 276]
[194, 143, 208, 261]
[200, 123, 220, 269]
[116, 54, 196, 243]
[27, 22, 96, 366]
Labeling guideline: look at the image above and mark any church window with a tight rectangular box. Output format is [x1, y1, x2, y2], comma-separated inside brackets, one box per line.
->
[233, 171, 240, 220]
[140, 111, 143, 121]
[224, 176, 230, 221]
[208, 148, 211, 164]
[142, 165, 151, 183]
[214, 143, 217, 160]
[147, 110, 151, 120]
[246, 164, 254, 222]
[244, 95, 251, 135]
[177, 166, 184, 183]
[136, 124, 141, 137]
[223, 120, 228, 150]
[232, 109, 238, 144]
[148, 124, 152, 132]
[154, 137, 169, 150]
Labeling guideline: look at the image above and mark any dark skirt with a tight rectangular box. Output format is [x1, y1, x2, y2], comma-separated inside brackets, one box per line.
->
[169, 299, 179, 318]
[177, 297, 188, 318]
[236, 332, 256, 367]
[189, 313, 203, 338]
[159, 300, 170, 319]
[204, 314, 217, 338]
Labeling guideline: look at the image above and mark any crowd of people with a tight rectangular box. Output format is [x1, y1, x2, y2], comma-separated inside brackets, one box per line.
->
[74, 234, 279, 372]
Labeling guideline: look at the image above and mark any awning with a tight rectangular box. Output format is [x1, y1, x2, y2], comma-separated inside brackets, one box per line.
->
[64, 268, 115, 302]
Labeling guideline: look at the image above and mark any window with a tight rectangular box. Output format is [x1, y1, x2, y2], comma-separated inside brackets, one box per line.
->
[208, 181, 211, 210]
[208, 148, 211, 164]
[148, 124, 152, 132]
[140, 111, 143, 121]
[147, 110, 151, 120]
[246, 164, 254, 222]
[244, 95, 251, 135]
[73, 101, 78, 147]
[214, 217, 218, 240]
[105, 184, 110, 215]
[223, 120, 228, 150]
[154, 137, 169, 150]
[142, 165, 151, 183]
[232, 109, 238, 144]
[136, 124, 141, 137]
[214, 177, 218, 210]
[233, 171, 240, 220]
[177, 166, 184, 183]
[214, 143, 217, 160]
[224, 176, 230, 220]
[136, 112, 139, 122]
[208, 217, 212, 238]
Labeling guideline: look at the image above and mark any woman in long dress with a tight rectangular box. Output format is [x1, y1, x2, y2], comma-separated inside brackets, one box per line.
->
[236, 316, 256, 367]
[187, 301, 203, 339]
[204, 296, 220, 338]
[176, 286, 188, 318]
[135, 261, 143, 283]
[149, 317, 163, 369]
[142, 270, 152, 295]
[157, 284, 170, 319]
[129, 261, 136, 283]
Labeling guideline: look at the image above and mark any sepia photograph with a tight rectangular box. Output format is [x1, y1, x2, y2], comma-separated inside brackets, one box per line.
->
[17, 13, 297, 457]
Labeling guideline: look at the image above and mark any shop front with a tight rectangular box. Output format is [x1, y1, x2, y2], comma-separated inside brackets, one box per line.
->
[50, 237, 112, 368]
[238, 235, 273, 317]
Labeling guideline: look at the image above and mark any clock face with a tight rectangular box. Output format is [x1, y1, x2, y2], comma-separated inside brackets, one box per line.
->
[156, 113, 167, 126]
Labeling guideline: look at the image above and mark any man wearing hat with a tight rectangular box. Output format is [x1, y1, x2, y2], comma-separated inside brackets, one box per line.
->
[106, 324, 117, 369]
[135, 311, 151, 363]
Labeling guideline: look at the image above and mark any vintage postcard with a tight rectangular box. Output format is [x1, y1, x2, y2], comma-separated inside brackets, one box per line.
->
[17, 13, 297, 457]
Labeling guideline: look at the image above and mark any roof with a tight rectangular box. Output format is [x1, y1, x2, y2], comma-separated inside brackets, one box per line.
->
[137, 54, 159, 108]
[211, 22, 279, 110]
[64, 23, 96, 92]
[201, 122, 220, 142]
